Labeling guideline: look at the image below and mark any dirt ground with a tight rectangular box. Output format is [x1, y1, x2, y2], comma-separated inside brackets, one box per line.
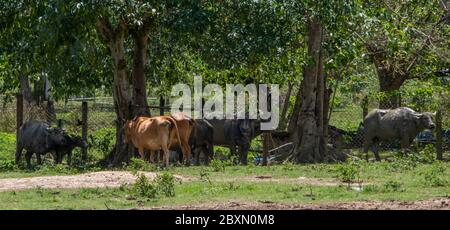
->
[0, 171, 192, 191]
[150, 198, 450, 210]
[0, 171, 448, 210]
[0, 172, 358, 191]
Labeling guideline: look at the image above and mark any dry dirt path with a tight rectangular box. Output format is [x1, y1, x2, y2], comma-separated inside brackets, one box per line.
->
[0, 172, 358, 191]
[0, 171, 192, 191]
[149, 198, 450, 210]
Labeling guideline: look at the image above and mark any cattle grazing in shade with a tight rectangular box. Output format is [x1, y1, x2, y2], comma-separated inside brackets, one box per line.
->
[207, 117, 262, 165]
[190, 119, 214, 165]
[363, 107, 436, 161]
[168, 112, 195, 166]
[55, 135, 87, 165]
[124, 116, 182, 167]
[16, 120, 68, 168]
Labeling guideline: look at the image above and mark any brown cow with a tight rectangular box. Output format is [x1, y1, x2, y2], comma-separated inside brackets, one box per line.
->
[124, 116, 182, 167]
[169, 112, 195, 166]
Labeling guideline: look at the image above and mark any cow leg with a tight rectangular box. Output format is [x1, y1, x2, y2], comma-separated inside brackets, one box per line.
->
[182, 143, 191, 167]
[15, 145, 23, 165]
[161, 146, 170, 168]
[229, 141, 237, 164]
[149, 151, 155, 163]
[363, 139, 372, 162]
[401, 136, 411, 157]
[206, 143, 214, 165]
[25, 151, 33, 169]
[371, 141, 381, 161]
[202, 145, 210, 165]
[193, 147, 200, 166]
[138, 148, 145, 160]
[238, 144, 249, 165]
[67, 152, 72, 166]
[57, 151, 63, 164]
[159, 151, 164, 163]
[36, 154, 42, 165]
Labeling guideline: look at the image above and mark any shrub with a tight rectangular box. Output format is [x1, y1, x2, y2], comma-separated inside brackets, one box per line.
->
[0, 159, 16, 171]
[335, 159, 362, 184]
[155, 172, 176, 197]
[420, 162, 448, 187]
[88, 128, 115, 158]
[210, 158, 226, 172]
[132, 173, 157, 199]
[281, 161, 295, 171]
[382, 180, 404, 192]
[128, 158, 155, 171]
[0, 132, 15, 161]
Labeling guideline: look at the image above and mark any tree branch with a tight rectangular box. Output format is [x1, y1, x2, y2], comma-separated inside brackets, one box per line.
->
[405, 14, 449, 74]
[95, 17, 113, 42]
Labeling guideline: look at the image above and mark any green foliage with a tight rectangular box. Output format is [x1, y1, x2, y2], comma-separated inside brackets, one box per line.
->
[155, 172, 176, 197]
[210, 158, 226, 172]
[128, 158, 156, 172]
[88, 128, 115, 158]
[382, 180, 404, 192]
[131, 172, 177, 199]
[281, 161, 295, 171]
[335, 159, 362, 183]
[0, 160, 17, 171]
[419, 162, 448, 187]
[132, 173, 158, 199]
[0, 132, 15, 161]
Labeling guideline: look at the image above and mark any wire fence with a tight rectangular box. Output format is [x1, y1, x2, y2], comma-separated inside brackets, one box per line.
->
[1, 94, 449, 156]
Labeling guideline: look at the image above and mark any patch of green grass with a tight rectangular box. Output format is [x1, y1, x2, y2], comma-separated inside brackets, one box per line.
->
[0, 132, 15, 161]
[0, 178, 448, 210]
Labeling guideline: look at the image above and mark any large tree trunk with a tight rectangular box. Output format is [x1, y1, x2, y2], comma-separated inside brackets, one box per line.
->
[131, 32, 150, 116]
[291, 19, 326, 163]
[279, 82, 293, 130]
[378, 73, 404, 109]
[96, 19, 134, 166]
[287, 87, 301, 136]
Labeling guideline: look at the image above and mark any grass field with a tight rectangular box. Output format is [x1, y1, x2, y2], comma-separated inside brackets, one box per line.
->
[0, 157, 448, 209]
[1, 102, 449, 209]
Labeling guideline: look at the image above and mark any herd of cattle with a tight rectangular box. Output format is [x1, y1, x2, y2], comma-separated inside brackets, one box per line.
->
[14, 107, 445, 168]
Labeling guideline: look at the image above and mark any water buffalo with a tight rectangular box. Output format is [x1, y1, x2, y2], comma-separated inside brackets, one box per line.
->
[16, 120, 68, 168]
[190, 119, 214, 165]
[207, 117, 262, 165]
[55, 135, 87, 165]
[173, 119, 214, 165]
[363, 107, 436, 161]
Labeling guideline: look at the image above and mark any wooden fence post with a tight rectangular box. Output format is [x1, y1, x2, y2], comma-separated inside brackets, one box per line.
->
[362, 95, 368, 120]
[435, 109, 443, 161]
[15, 94, 23, 164]
[159, 96, 165, 116]
[81, 101, 88, 162]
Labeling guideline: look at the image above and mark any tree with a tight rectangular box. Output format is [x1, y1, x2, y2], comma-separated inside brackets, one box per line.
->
[358, 0, 449, 108]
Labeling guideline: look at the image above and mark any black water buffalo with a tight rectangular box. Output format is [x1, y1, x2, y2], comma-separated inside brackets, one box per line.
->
[173, 119, 214, 165]
[207, 117, 262, 165]
[363, 107, 436, 161]
[190, 119, 214, 165]
[16, 120, 86, 168]
[55, 135, 87, 165]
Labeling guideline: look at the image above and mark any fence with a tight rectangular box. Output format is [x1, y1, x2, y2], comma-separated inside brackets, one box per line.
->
[326, 94, 450, 159]
[1, 93, 449, 161]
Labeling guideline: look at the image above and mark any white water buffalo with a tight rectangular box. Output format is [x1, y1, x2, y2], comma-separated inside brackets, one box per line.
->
[363, 107, 436, 161]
